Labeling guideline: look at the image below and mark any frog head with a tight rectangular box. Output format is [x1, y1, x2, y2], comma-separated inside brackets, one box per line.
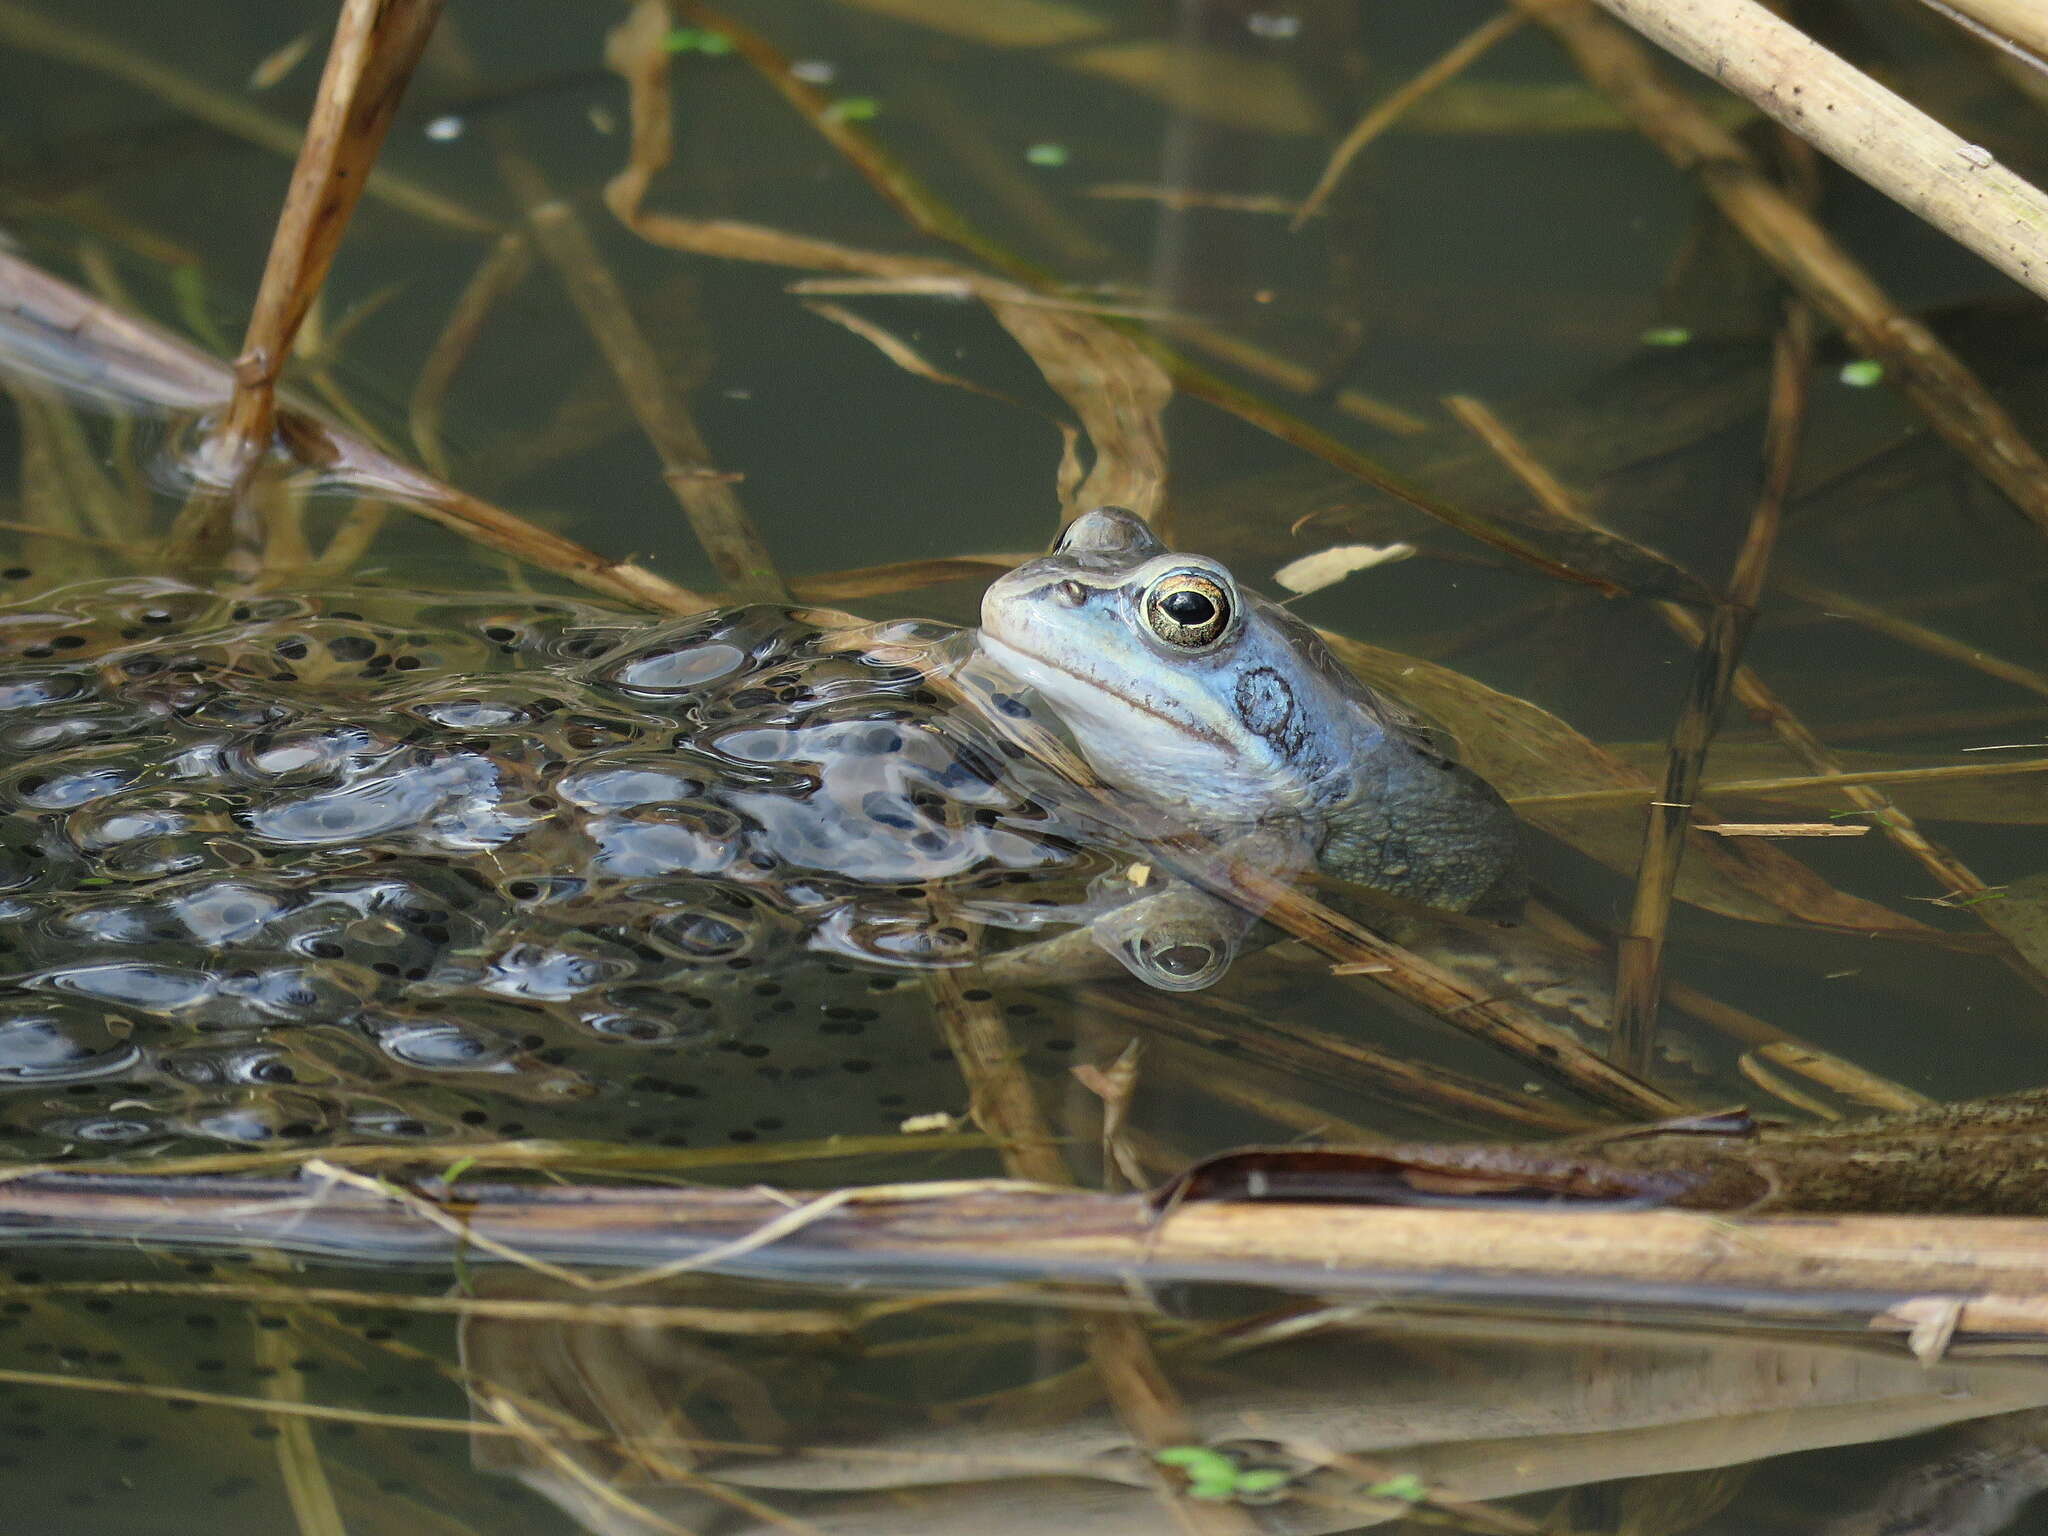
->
[977, 506, 1383, 825]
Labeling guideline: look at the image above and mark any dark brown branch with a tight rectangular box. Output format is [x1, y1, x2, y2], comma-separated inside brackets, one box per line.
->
[1610, 303, 1813, 1072]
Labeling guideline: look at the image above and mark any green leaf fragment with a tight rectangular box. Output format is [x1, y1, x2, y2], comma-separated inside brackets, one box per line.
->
[663, 27, 733, 54]
[1365, 1473, 1428, 1503]
[1024, 142, 1070, 167]
[1233, 1469, 1292, 1494]
[1156, 1446, 1237, 1479]
[1156, 1447, 1297, 1503]
[1639, 325, 1692, 347]
[1839, 358, 1884, 387]
[824, 96, 881, 123]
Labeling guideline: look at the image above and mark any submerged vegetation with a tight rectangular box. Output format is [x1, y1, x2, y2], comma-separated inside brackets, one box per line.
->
[1, 0, 2047, 1530]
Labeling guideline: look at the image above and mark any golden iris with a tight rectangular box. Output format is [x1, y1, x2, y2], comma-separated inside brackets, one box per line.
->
[1143, 571, 1232, 649]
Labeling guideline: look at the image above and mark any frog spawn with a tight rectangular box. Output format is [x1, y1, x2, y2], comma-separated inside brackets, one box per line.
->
[0, 581, 1136, 1155]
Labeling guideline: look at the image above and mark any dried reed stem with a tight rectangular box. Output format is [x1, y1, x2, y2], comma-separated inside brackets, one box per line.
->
[495, 146, 788, 600]
[1513, 755, 2048, 808]
[1608, 304, 1810, 1072]
[1085, 985, 1597, 1135]
[1444, 345, 1806, 1075]
[252, 1298, 349, 1536]
[1587, 0, 2048, 302]
[409, 229, 532, 477]
[1210, 851, 1683, 1117]
[1656, 603, 2047, 994]
[1523, 902, 1931, 1110]
[5, 1278, 847, 1333]
[1514, 0, 2048, 540]
[1917, 0, 2048, 65]
[924, 965, 1258, 1534]
[20, 1176, 2048, 1348]
[175, 0, 445, 560]
[1775, 571, 2048, 702]
[276, 411, 714, 613]
[1158, 317, 1428, 435]
[0, 1363, 526, 1436]
[678, 0, 1018, 276]
[1294, 10, 1524, 228]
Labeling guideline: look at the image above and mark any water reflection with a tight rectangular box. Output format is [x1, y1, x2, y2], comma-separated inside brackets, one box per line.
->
[452, 1293, 2048, 1535]
[3, 1238, 2048, 1533]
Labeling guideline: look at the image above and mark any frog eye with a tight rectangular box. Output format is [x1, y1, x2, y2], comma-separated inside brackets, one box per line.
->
[1057, 506, 1159, 556]
[1142, 570, 1233, 649]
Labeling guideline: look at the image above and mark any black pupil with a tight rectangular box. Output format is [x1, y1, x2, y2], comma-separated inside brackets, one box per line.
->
[1160, 589, 1217, 626]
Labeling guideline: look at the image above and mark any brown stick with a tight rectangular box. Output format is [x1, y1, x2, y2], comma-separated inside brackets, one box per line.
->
[175, 0, 445, 560]
[499, 156, 789, 601]
[1512, 755, 2048, 809]
[1521, 903, 1933, 1112]
[1293, 10, 1524, 228]
[1206, 856, 1684, 1118]
[1442, 335, 1807, 1074]
[1608, 305, 1812, 1072]
[410, 7, 784, 600]
[923, 978, 1256, 1534]
[1084, 986, 1599, 1136]
[1774, 571, 2048, 702]
[927, 662, 1681, 1119]
[408, 229, 533, 477]
[0, 245, 712, 614]
[1918, 0, 2048, 63]
[1512, 0, 2048, 541]
[14, 1174, 2048, 1349]
[1157, 317, 1428, 435]
[282, 410, 715, 613]
[676, 0, 1020, 279]
[668, 0, 1645, 593]
[1657, 611, 2003, 892]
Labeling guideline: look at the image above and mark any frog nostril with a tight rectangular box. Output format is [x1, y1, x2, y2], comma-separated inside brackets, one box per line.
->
[1056, 580, 1089, 607]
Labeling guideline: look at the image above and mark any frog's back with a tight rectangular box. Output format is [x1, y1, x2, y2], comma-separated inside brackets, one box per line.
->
[1257, 601, 1525, 915]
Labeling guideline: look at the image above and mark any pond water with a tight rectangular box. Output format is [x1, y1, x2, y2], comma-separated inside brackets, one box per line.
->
[1, 0, 2047, 1530]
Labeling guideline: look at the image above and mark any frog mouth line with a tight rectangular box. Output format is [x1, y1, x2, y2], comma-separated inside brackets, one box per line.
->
[975, 633, 1227, 749]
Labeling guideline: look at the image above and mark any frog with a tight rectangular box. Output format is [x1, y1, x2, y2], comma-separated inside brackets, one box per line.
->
[983, 512, 1731, 1085]
[978, 506, 1526, 920]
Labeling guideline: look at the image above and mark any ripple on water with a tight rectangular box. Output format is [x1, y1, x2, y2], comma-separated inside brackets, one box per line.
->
[0, 1005, 141, 1083]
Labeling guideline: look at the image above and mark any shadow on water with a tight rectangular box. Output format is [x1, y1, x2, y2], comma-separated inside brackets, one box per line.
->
[1, 0, 2048, 1529]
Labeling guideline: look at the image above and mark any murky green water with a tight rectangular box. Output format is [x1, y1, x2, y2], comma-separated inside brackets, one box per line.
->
[2, 0, 2048, 1530]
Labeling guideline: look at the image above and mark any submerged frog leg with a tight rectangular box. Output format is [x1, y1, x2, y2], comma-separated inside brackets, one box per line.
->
[980, 882, 1255, 994]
